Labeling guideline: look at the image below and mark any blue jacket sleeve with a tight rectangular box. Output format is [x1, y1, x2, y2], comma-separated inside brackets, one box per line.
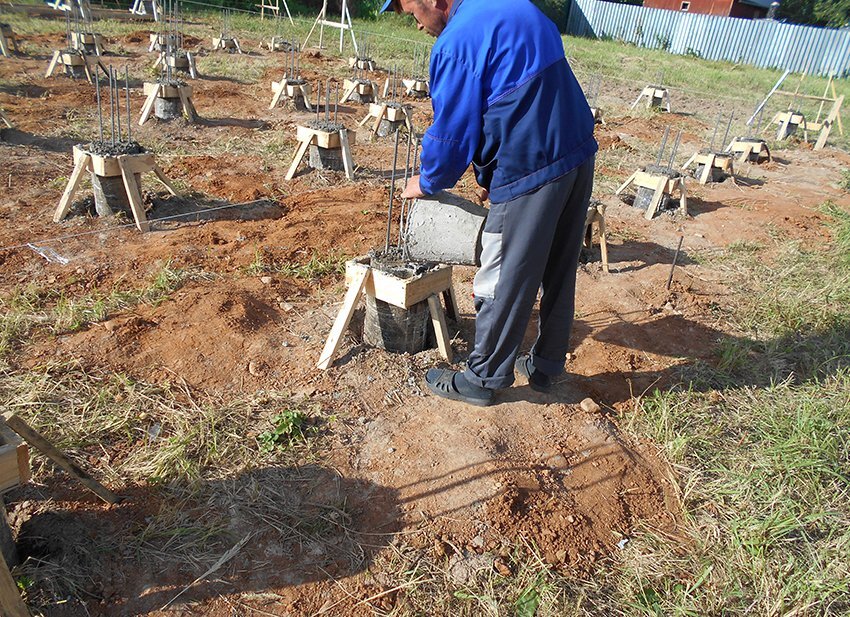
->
[418, 50, 484, 196]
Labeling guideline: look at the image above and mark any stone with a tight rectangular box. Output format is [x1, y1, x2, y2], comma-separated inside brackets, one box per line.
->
[580, 398, 601, 413]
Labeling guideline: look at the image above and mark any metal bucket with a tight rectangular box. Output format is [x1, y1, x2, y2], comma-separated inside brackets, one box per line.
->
[404, 191, 488, 266]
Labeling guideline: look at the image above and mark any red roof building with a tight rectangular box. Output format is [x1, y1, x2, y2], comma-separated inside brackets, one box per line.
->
[642, 0, 773, 18]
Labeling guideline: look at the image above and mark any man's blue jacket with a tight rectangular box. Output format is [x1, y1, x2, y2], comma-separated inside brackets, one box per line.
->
[419, 0, 598, 204]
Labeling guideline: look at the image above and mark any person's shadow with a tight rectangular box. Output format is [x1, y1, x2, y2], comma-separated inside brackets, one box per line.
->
[14, 464, 400, 615]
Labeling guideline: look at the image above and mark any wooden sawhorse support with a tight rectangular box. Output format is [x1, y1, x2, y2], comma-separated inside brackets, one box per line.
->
[213, 36, 243, 53]
[725, 137, 771, 164]
[53, 146, 179, 232]
[681, 151, 734, 185]
[616, 169, 687, 220]
[0, 25, 19, 57]
[153, 51, 198, 79]
[270, 77, 313, 110]
[358, 102, 413, 139]
[584, 201, 609, 273]
[590, 107, 604, 125]
[401, 78, 429, 97]
[340, 78, 377, 103]
[45, 50, 106, 84]
[286, 125, 355, 181]
[139, 82, 197, 125]
[630, 86, 671, 112]
[317, 257, 457, 369]
[70, 31, 105, 56]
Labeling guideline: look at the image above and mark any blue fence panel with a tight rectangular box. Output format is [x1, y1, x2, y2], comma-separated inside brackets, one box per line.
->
[566, 0, 850, 77]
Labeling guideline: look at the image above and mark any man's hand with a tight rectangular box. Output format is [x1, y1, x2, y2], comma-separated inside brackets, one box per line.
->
[478, 187, 489, 203]
[401, 175, 425, 199]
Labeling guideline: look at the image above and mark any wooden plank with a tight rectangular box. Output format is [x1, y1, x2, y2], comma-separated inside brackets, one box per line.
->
[339, 129, 354, 180]
[117, 157, 151, 233]
[614, 170, 637, 196]
[177, 87, 196, 122]
[371, 103, 388, 136]
[339, 80, 357, 104]
[678, 178, 688, 217]
[2, 413, 120, 505]
[317, 267, 370, 370]
[0, 424, 29, 493]
[152, 166, 179, 196]
[138, 85, 159, 126]
[53, 154, 91, 222]
[45, 50, 60, 78]
[285, 138, 312, 181]
[598, 209, 609, 274]
[0, 551, 29, 617]
[427, 295, 453, 363]
[644, 175, 667, 220]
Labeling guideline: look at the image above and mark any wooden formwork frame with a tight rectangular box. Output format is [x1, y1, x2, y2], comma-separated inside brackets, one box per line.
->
[616, 169, 687, 220]
[340, 78, 378, 104]
[153, 50, 198, 79]
[724, 137, 771, 164]
[286, 125, 356, 181]
[681, 151, 735, 185]
[139, 81, 197, 124]
[53, 146, 179, 232]
[317, 257, 458, 369]
[45, 49, 106, 84]
[270, 76, 313, 111]
[358, 102, 413, 139]
[630, 86, 671, 112]
[766, 73, 844, 150]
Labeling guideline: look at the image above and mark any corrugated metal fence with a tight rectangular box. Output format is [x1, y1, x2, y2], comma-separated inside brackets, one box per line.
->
[565, 0, 850, 77]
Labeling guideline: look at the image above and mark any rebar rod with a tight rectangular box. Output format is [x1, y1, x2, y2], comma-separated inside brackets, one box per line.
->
[721, 112, 733, 150]
[385, 128, 401, 252]
[334, 82, 339, 124]
[125, 66, 131, 143]
[709, 113, 720, 152]
[108, 65, 115, 146]
[655, 126, 670, 166]
[325, 78, 329, 122]
[95, 67, 103, 143]
[667, 130, 682, 171]
[115, 68, 122, 143]
[397, 128, 414, 247]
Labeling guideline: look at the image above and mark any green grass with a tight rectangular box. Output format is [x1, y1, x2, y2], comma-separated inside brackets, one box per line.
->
[0, 261, 190, 357]
[245, 246, 347, 280]
[612, 204, 850, 615]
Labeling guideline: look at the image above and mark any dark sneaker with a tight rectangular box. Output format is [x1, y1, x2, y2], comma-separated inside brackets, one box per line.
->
[425, 368, 494, 407]
[515, 354, 551, 392]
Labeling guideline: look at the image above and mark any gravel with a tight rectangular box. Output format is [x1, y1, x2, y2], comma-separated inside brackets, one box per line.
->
[81, 140, 146, 156]
[307, 120, 346, 133]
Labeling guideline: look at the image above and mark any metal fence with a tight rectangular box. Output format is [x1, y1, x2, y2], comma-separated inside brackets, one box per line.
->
[565, 0, 850, 77]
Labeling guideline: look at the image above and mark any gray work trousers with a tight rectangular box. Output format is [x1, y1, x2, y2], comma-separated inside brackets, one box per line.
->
[462, 156, 595, 389]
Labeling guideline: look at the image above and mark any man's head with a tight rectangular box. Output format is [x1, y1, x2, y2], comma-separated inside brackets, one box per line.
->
[380, 0, 452, 37]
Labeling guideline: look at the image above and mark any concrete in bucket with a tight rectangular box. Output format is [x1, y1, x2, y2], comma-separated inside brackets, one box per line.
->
[404, 191, 488, 266]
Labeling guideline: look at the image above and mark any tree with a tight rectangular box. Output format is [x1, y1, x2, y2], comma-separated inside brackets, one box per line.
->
[814, 0, 850, 26]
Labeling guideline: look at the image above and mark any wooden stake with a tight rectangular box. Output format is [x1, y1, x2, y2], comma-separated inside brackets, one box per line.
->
[339, 129, 355, 180]
[0, 551, 29, 617]
[285, 137, 312, 180]
[317, 266, 369, 369]
[1, 413, 120, 505]
[427, 295, 453, 363]
[53, 154, 91, 222]
[117, 157, 151, 232]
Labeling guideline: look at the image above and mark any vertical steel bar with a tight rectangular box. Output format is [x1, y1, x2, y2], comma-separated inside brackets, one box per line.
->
[125, 65, 131, 143]
[95, 67, 103, 143]
[656, 126, 670, 166]
[385, 128, 400, 252]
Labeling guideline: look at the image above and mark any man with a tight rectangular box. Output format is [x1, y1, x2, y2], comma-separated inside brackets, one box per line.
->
[382, 0, 597, 406]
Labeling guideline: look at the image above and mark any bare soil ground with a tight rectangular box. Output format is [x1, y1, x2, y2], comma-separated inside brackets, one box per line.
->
[1, 23, 849, 616]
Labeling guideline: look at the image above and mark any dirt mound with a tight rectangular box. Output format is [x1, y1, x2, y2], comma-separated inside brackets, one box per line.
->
[47, 281, 293, 390]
